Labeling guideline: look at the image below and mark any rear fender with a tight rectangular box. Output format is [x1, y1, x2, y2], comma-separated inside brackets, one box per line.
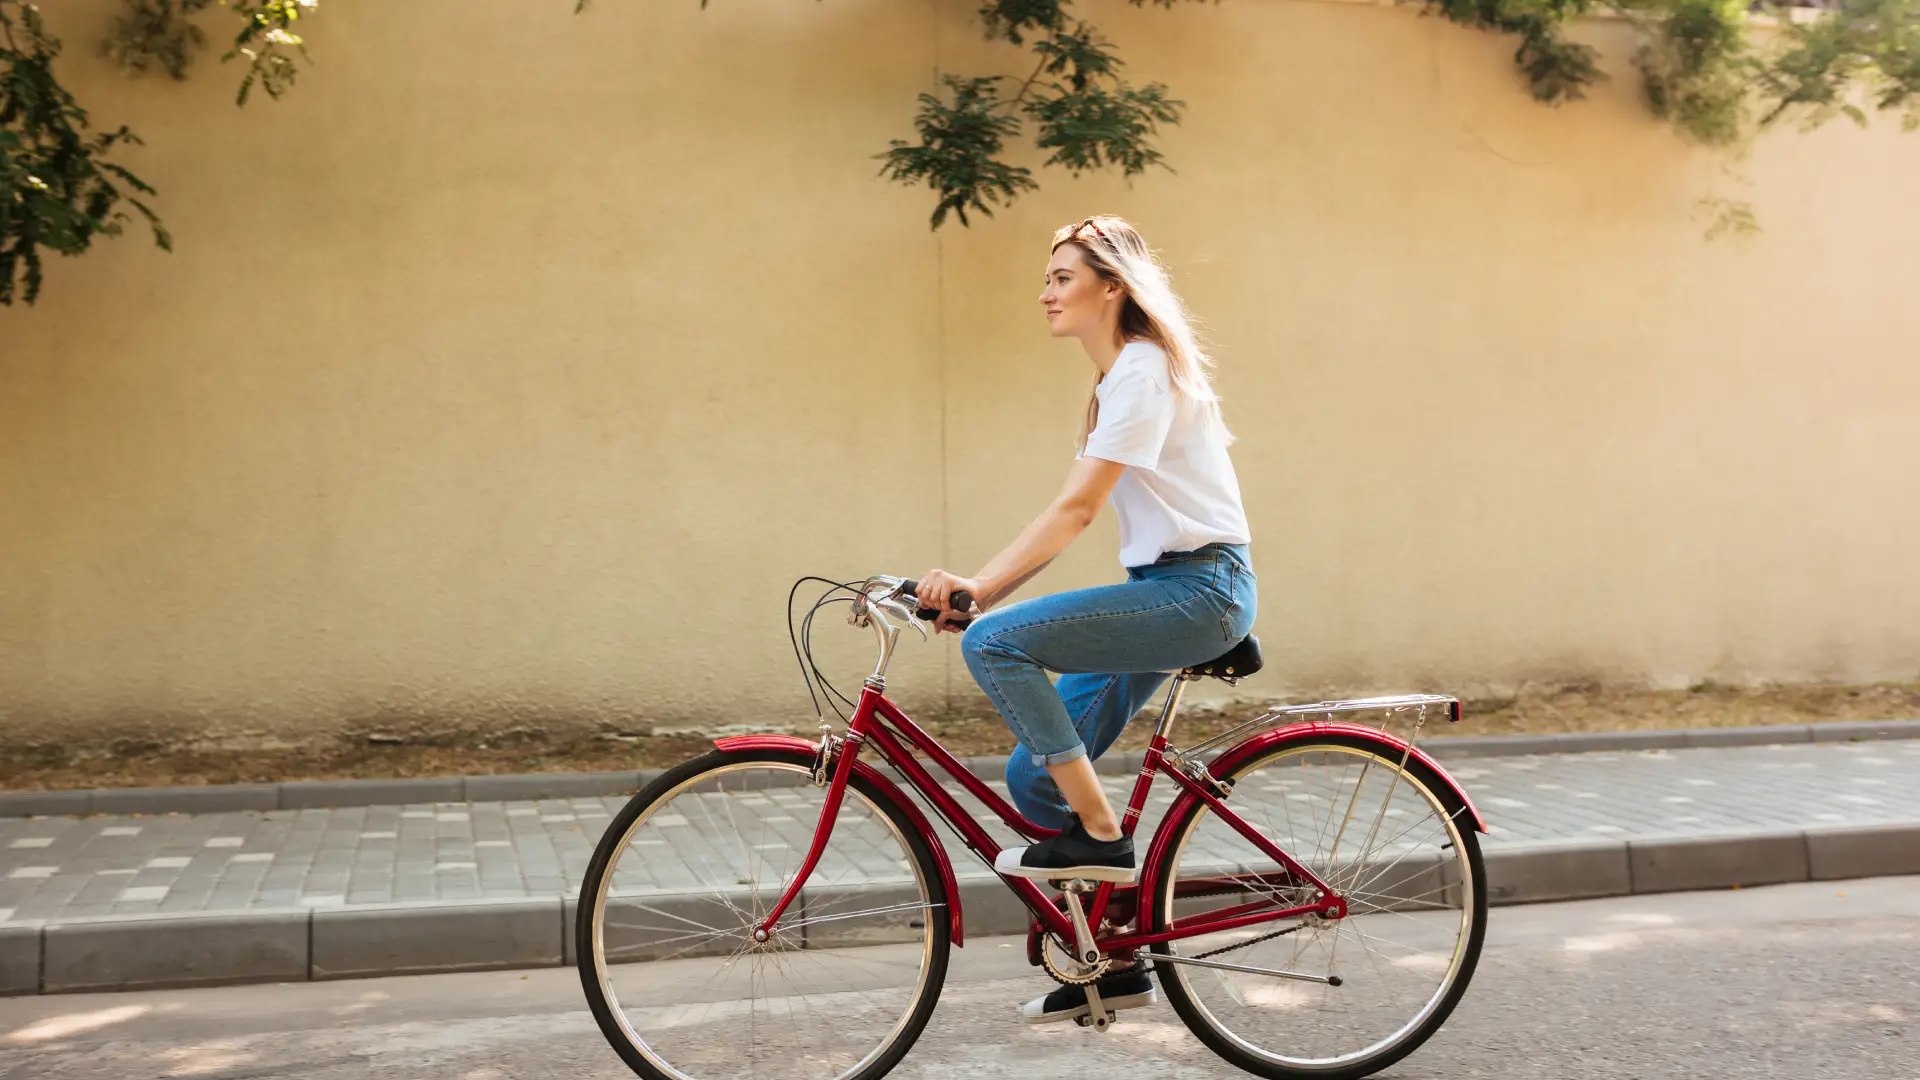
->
[712, 735, 965, 947]
[1205, 721, 1486, 831]
[1139, 722, 1486, 910]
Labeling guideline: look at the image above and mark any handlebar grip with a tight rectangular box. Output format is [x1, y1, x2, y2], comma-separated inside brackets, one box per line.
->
[901, 581, 975, 625]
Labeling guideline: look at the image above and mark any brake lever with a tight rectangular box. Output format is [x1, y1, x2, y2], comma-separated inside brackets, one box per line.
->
[874, 591, 928, 641]
[900, 608, 930, 641]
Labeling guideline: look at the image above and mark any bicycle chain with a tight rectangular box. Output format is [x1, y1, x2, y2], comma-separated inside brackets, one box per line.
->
[1179, 880, 1316, 962]
[1187, 920, 1304, 962]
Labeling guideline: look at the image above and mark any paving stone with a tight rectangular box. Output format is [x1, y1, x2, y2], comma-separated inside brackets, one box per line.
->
[280, 779, 463, 810]
[1629, 831, 1811, 894]
[563, 896, 581, 966]
[0, 923, 40, 995]
[0, 791, 90, 818]
[41, 911, 308, 992]
[1805, 823, 1920, 880]
[955, 875, 1036, 939]
[463, 773, 644, 802]
[1809, 719, 1920, 743]
[1682, 725, 1813, 748]
[89, 786, 280, 816]
[1426, 731, 1691, 759]
[1483, 841, 1632, 905]
[311, 899, 562, 979]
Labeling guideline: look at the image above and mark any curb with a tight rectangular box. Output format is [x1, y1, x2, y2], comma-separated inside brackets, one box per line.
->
[3, 822, 1917, 996]
[4, 720, 1918, 819]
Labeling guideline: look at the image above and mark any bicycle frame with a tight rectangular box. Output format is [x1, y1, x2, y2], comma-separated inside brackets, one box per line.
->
[751, 678, 1344, 957]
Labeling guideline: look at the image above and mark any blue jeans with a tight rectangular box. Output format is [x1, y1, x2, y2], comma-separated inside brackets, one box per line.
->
[959, 543, 1258, 830]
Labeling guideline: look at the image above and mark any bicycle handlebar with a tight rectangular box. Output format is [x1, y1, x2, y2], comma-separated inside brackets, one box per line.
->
[900, 580, 976, 627]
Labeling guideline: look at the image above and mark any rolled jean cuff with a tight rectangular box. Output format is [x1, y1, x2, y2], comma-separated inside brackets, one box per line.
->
[1030, 742, 1088, 768]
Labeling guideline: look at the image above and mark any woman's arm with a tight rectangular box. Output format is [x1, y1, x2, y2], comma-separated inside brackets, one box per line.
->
[916, 456, 1127, 629]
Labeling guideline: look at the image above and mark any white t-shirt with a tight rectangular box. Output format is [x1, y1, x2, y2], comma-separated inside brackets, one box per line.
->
[1078, 341, 1252, 567]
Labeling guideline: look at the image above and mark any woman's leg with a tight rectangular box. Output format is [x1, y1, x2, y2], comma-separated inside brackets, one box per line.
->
[1006, 671, 1170, 831]
[964, 561, 1237, 857]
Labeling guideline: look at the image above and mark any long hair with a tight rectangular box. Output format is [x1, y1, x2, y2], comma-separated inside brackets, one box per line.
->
[1051, 215, 1232, 451]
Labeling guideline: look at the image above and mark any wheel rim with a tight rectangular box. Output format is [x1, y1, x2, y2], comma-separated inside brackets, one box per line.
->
[588, 761, 940, 1080]
[1156, 743, 1478, 1071]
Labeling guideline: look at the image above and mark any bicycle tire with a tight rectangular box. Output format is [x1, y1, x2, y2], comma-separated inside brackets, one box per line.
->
[1147, 732, 1488, 1080]
[577, 747, 952, 1080]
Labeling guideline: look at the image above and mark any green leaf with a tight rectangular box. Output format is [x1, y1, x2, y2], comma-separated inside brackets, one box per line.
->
[98, 161, 158, 195]
[1024, 79, 1184, 175]
[979, 0, 1069, 46]
[1, 0, 170, 305]
[127, 196, 172, 251]
[875, 76, 1038, 228]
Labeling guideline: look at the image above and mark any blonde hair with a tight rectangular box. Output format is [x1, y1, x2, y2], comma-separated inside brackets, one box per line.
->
[1050, 215, 1232, 451]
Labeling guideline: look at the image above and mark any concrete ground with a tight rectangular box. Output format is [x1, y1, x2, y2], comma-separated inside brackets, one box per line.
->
[1, 876, 1914, 1079]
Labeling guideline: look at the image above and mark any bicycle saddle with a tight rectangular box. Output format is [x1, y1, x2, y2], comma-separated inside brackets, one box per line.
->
[1184, 634, 1263, 680]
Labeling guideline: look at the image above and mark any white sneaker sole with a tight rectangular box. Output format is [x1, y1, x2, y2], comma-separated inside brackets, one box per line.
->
[1021, 988, 1158, 1025]
[992, 849, 1138, 883]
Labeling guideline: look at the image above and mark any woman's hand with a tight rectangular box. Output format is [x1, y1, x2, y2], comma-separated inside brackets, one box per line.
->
[913, 570, 983, 635]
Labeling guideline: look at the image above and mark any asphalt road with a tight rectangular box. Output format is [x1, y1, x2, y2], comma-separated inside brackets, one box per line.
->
[3, 877, 1915, 1080]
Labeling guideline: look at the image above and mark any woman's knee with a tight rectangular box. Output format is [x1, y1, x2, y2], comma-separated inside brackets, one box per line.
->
[959, 612, 1013, 674]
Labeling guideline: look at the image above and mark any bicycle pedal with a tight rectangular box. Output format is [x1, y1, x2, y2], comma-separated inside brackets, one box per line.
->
[1074, 1010, 1116, 1032]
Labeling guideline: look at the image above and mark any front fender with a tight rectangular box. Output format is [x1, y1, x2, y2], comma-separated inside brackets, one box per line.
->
[712, 735, 965, 947]
[1140, 722, 1487, 911]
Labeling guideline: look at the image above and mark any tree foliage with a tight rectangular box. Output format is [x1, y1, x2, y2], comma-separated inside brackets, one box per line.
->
[875, 0, 1920, 226]
[1627, 0, 1920, 145]
[876, 1, 1197, 227]
[103, 0, 213, 80]
[3, 0, 1919, 305]
[3, 0, 312, 305]
[101, 0, 314, 102]
[2, 0, 167, 306]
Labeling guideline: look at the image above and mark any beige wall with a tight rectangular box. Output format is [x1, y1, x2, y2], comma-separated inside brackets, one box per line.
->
[4, 0, 1918, 752]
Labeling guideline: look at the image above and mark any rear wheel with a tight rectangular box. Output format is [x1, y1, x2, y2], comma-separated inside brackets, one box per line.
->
[1147, 734, 1487, 1079]
[577, 748, 951, 1080]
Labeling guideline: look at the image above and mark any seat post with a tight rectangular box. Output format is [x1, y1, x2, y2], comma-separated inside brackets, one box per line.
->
[1151, 674, 1193, 743]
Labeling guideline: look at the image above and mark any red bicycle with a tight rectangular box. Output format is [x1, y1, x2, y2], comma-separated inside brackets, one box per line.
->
[578, 575, 1488, 1080]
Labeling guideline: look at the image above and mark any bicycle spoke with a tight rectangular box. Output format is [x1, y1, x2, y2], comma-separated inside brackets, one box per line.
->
[1156, 738, 1482, 1073]
[780, 900, 940, 932]
[582, 757, 946, 1080]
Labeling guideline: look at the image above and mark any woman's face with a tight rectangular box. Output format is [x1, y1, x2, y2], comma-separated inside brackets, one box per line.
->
[1039, 243, 1118, 340]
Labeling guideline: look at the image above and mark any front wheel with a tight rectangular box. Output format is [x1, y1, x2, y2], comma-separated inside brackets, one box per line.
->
[576, 748, 951, 1080]
[1147, 733, 1488, 1080]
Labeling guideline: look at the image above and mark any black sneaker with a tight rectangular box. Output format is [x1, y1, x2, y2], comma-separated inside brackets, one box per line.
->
[993, 814, 1137, 883]
[1020, 967, 1157, 1025]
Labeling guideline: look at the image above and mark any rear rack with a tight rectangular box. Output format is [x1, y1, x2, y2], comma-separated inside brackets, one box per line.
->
[1176, 693, 1461, 762]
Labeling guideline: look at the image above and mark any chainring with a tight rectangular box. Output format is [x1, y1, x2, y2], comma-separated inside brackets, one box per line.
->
[1038, 933, 1113, 986]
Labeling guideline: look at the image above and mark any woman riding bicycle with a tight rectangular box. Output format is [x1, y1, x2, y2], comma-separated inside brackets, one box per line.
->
[912, 214, 1257, 1025]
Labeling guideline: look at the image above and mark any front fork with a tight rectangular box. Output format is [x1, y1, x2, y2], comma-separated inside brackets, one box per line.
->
[753, 722, 862, 939]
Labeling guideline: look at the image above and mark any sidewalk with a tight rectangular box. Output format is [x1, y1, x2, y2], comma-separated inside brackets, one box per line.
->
[5, 737, 1920, 995]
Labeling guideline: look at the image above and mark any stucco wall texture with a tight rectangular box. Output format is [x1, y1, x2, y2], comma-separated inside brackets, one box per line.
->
[4, 0, 1918, 753]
